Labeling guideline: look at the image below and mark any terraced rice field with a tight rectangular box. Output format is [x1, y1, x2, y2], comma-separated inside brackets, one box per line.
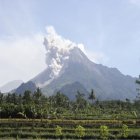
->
[0, 119, 140, 139]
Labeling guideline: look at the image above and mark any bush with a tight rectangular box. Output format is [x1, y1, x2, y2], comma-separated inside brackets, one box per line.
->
[55, 125, 62, 136]
[121, 124, 129, 138]
[75, 125, 85, 138]
[100, 125, 109, 140]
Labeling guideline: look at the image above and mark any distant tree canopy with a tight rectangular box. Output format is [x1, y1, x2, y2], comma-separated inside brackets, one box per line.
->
[88, 89, 96, 104]
[136, 75, 140, 84]
[136, 75, 140, 99]
[0, 86, 140, 119]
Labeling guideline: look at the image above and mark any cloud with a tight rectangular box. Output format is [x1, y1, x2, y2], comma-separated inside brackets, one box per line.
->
[0, 33, 46, 86]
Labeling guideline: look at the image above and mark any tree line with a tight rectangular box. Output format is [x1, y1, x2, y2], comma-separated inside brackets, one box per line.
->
[0, 87, 140, 119]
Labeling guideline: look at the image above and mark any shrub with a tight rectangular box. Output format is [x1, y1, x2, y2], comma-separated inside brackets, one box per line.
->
[121, 124, 129, 138]
[100, 125, 109, 140]
[55, 125, 62, 136]
[75, 125, 85, 138]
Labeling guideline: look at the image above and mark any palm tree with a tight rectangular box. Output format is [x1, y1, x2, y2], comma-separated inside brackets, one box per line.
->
[135, 75, 140, 110]
[23, 90, 32, 104]
[53, 91, 70, 110]
[34, 87, 43, 103]
[75, 91, 87, 111]
[88, 89, 96, 105]
[76, 91, 85, 104]
[0, 92, 4, 104]
[136, 75, 140, 100]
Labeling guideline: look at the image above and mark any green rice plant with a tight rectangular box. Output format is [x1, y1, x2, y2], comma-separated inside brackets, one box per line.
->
[121, 124, 129, 138]
[55, 125, 62, 136]
[75, 125, 85, 138]
[16, 135, 19, 140]
[100, 125, 109, 140]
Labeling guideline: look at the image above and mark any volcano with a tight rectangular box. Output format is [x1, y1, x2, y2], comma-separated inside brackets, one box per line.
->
[29, 27, 136, 100]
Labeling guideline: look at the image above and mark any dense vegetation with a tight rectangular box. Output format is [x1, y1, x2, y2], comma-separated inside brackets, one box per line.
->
[0, 88, 140, 120]
[0, 79, 140, 139]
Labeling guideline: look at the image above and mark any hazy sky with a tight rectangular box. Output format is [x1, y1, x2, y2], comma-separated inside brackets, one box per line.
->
[0, 0, 140, 86]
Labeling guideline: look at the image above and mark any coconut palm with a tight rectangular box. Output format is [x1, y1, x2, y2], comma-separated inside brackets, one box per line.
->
[88, 89, 96, 104]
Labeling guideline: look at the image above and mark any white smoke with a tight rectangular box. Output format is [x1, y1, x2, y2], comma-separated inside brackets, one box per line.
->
[44, 26, 86, 78]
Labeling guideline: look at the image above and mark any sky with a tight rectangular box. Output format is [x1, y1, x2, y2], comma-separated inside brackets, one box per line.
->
[0, 0, 140, 86]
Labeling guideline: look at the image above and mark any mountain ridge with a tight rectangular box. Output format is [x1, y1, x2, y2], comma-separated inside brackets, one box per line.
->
[0, 80, 23, 93]
[14, 27, 137, 100]
[32, 45, 136, 100]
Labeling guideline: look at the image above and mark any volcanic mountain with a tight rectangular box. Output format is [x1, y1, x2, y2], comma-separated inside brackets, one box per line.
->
[0, 80, 23, 93]
[28, 26, 136, 100]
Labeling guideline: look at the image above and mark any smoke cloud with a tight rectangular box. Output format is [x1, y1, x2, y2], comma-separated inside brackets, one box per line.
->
[43, 26, 86, 78]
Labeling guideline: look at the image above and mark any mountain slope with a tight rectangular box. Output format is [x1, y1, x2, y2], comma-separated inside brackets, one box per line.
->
[0, 80, 23, 93]
[59, 81, 89, 100]
[29, 27, 137, 100]
[41, 47, 136, 100]
[15, 81, 36, 95]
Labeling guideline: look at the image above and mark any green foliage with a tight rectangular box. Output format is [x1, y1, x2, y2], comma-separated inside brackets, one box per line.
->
[121, 124, 129, 138]
[75, 125, 85, 138]
[0, 119, 140, 139]
[100, 125, 109, 140]
[33, 87, 43, 104]
[132, 111, 137, 118]
[75, 91, 88, 111]
[0, 89, 140, 119]
[23, 90, 32, 104]
[55, 125, 62, 136]
[89, 89, 96, 104]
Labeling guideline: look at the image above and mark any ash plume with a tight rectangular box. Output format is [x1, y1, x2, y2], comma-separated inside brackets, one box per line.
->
[43, 26, 85, 78]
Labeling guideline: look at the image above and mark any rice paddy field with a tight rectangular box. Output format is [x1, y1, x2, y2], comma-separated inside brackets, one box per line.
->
[0, 118, 140, 139]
